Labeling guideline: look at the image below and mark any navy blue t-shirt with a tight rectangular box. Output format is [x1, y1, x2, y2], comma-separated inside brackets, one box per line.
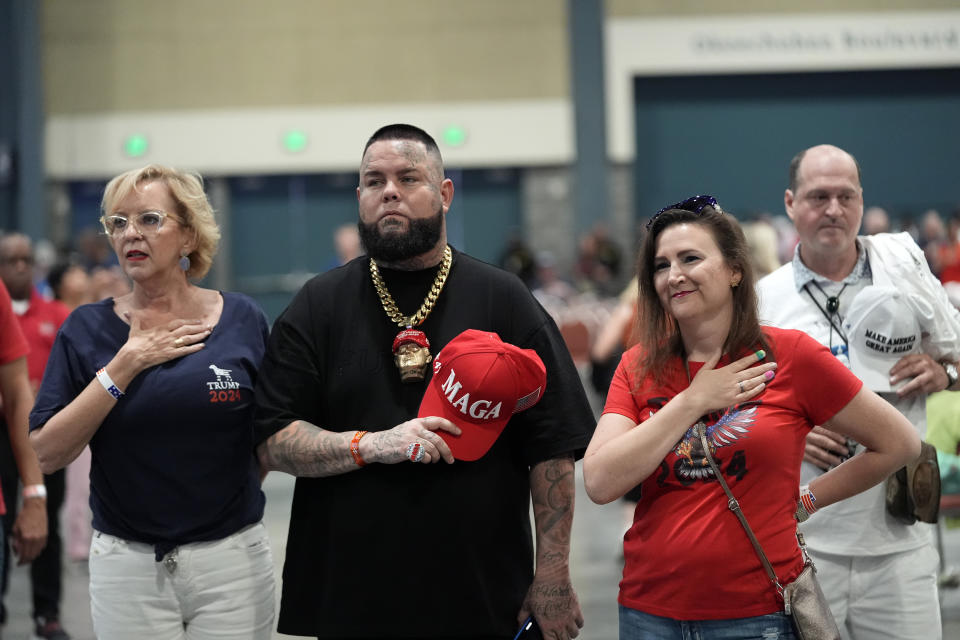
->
[30, 292, 268, 555]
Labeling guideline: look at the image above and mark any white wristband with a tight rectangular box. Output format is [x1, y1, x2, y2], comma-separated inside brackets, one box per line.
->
[96, 367, 124, 399]
[23, 484, 47, 499]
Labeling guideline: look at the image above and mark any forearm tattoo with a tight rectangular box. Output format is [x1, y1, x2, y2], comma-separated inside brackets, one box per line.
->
[530, 455, 575, 571]
[258, 420, 357, 477]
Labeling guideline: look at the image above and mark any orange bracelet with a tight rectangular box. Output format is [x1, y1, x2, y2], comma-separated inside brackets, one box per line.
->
[350, 430, 368, 467]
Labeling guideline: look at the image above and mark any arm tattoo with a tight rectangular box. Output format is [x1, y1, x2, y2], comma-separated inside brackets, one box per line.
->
[257, 420, 358, 477]
[362, 428, 404, 459]
[529, 455, 575, 572]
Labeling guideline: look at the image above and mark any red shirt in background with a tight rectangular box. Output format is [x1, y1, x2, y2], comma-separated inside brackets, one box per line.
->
[14, 289, 70, 388]
[0, 280, 30, 516]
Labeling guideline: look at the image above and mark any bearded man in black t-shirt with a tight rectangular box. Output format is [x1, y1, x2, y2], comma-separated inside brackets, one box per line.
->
[254, 124, 595, 640]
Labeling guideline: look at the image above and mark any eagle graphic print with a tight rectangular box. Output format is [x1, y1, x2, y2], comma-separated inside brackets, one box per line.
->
[672, 403, 758, 483]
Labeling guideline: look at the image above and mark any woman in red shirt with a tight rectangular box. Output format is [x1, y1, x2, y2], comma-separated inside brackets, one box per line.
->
[583, 196, 919, 639]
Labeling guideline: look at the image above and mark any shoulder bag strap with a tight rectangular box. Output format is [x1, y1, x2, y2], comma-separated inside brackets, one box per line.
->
[697, 422, 784, 596]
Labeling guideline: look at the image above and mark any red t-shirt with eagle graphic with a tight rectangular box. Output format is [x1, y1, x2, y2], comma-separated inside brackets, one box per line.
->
[603, 326, 861, 619]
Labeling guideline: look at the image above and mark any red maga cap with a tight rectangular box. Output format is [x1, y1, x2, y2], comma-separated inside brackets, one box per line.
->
[392, 328, 430, 353]
[418, 329, 546, 461]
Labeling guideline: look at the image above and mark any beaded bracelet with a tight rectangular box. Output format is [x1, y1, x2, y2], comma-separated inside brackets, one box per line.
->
[795, 485, 819, 522]
[350, 430, 369, 467]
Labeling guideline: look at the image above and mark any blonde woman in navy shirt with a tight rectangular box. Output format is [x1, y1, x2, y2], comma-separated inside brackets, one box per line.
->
[29, 165, 275, 639]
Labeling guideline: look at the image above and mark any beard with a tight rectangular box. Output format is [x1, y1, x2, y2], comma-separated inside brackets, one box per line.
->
[358, 206, 444, 263]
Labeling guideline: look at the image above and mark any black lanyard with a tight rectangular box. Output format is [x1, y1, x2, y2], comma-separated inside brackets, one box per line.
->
[803, 281, 848, 351]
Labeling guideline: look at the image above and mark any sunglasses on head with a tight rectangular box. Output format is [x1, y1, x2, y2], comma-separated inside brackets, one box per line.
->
[646, 194, 720, 230]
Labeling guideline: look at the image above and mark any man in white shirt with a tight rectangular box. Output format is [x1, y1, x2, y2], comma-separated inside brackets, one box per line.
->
[757, 143, 959, 640]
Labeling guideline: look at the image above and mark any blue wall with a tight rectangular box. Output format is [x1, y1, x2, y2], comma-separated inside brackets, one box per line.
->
[634, 67, 960, 223]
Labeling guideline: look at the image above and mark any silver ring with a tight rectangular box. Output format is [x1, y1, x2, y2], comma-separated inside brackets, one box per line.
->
[174, 337, 184, 347]
[406, 442, 424, 463]
[738, 381, 744, 393]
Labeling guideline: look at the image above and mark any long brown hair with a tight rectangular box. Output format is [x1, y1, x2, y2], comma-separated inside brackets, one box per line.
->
[633, 205, 771, 385]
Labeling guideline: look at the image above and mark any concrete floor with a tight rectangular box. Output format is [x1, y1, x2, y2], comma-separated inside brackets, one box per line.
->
[4, 467, 960, 639]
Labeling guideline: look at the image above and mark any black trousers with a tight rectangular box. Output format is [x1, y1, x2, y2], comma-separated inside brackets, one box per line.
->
[0, 419, 64, 622]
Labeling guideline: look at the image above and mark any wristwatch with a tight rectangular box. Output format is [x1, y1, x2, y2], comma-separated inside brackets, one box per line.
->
[942, 361, 958, 389]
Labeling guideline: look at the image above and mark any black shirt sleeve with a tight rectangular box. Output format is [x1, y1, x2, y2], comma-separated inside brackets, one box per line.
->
[253, 277, 328, 445]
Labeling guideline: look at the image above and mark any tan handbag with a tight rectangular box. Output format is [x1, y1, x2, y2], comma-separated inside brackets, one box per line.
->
[885, 440, 941, 524]
[697, 424, 841, 640]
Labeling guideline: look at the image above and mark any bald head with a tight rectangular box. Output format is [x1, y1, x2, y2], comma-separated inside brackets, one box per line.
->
[0, 232, 30, 253]
[784, 144, 865, 275]
[0, 233, 34, 300]
[788, 144, 862, 193]
[863, 206, 890, 235]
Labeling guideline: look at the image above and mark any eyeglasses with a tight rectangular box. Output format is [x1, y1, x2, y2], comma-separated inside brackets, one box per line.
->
[101, 211, 174, 237]
[646, 194, 720, 230]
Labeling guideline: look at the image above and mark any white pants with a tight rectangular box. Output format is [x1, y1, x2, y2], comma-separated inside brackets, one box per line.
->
[810, 543, 941, 640]
[89, 522, 276, 640]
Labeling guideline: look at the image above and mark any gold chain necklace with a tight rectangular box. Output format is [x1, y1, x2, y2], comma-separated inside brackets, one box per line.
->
[369, 245, 452, 383]
[370, 245, 452, 328]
